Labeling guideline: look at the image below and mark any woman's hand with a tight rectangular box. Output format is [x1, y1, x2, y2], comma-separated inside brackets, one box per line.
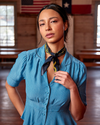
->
[54, 71, 86, 121]
[54, 71, 76, 90]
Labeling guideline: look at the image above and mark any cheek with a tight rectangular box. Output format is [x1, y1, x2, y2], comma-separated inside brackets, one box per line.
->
[39, 28, 43, 35]
[55, 23, 64, 33]
[39, 28, 45, 37]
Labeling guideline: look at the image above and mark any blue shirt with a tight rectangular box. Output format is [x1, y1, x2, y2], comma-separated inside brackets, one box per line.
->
[7, 45, 87, 125]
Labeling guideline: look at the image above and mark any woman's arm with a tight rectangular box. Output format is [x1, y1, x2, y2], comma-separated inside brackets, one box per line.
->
[54, 71, 86, 121]
[5, 81, 25, 116]
[69, 84, 86, 121]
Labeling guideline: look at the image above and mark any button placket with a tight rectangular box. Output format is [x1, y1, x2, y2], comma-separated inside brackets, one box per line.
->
[43, 86, 50, 124]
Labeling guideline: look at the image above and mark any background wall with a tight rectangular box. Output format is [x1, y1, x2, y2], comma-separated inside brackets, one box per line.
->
[0, 0, 99, 55]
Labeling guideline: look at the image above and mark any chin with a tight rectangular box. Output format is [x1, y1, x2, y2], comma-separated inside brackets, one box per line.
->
[47, 38, 64, 45]
[46, 41, 59, 44]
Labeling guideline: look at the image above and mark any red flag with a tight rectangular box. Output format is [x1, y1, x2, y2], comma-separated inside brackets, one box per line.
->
[63, 0, 92, 15]
[21, 0, 50, 14]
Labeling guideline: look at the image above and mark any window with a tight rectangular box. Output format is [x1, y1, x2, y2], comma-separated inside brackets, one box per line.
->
[0, 2, 16, 47]
[95, 2, 100, 47]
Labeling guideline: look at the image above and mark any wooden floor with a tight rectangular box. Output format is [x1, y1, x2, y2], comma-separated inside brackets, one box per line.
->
[0, 67, 100, 125]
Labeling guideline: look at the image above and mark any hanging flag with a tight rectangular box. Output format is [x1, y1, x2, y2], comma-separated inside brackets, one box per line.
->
[62, 0, 92, 15]
[21, 0, 50, 14]
[21, 0, 33, 5]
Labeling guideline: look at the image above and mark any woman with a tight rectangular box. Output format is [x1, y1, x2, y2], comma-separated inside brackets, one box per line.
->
[5, 3, 87, 125]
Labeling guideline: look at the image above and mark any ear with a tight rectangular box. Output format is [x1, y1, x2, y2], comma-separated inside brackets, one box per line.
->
[64, 21, 68, 31]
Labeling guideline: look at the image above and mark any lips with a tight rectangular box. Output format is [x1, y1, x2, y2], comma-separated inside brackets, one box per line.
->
[45, 33, 54, 38]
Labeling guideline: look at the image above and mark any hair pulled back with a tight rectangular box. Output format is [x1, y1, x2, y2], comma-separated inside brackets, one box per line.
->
[37, 3, 69, 42]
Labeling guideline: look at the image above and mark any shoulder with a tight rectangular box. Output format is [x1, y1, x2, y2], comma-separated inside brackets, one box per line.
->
[19, 45, 44, 61]
[19, 48, 37, 58]
[72, 54, 85, 68]
[67, 52, 87, 73]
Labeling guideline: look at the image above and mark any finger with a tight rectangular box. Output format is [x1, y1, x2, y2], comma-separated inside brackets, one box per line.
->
[55, 71, 68, 75]
[54, 76, 65, 83]
[55, 72, 67, 79]
[55, 72, 69, 78]
[55, 75, 62, 80]
[54, 79, 62, 84]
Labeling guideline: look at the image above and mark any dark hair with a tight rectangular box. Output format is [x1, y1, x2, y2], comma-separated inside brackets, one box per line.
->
[37, 3, 69, 42]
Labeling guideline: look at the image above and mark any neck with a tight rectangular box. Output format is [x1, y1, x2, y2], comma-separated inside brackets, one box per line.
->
[47, 42, 65, 53]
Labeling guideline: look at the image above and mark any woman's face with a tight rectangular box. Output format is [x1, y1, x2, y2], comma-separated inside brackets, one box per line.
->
[38, 9, 67, 44]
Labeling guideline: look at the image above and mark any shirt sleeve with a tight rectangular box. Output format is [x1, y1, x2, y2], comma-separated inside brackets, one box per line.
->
[7, 51, 27, 87]
[78, 62, 87, 106]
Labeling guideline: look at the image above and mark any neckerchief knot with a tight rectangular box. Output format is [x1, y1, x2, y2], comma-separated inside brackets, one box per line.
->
[41, 43, 66, 75]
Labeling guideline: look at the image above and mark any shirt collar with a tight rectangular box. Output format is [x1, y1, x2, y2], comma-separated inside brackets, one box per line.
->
[36, 44, 71, 66]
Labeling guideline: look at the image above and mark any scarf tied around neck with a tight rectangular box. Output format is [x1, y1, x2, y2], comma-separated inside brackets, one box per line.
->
[41, 43, 66, 75]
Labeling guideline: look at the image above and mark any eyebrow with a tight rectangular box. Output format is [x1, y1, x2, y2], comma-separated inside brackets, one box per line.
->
[39, 17, 58, 22]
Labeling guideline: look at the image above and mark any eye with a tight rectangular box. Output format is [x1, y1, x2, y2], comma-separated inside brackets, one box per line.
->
[51, 20, 58, 23]
[39, 23, 45, 26]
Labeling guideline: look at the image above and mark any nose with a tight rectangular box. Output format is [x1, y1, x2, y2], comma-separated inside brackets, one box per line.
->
[45, 22, 51, 31]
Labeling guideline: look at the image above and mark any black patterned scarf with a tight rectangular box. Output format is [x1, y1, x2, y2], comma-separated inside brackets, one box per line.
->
[41, 43, 66, 75]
